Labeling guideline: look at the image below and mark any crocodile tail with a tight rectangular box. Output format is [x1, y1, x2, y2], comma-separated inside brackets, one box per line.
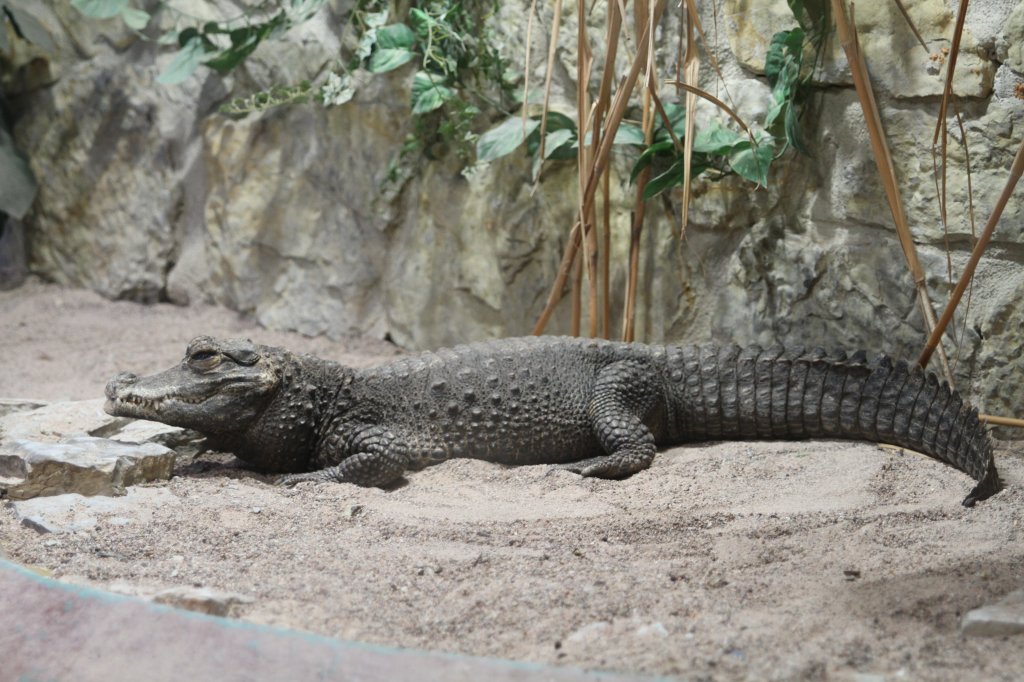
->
[666, 344, 1001, 506]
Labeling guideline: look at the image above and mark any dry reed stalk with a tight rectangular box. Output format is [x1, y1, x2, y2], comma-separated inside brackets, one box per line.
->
[594, 1, 624, 339]
[890, 0, 928, 50]
[573, 0, 598, 337]
[932, 0, 967, 151]
[601, 162, 611, 338]
[571, 244, 583, 335]
[930, 0, 968, 285]
[918, 136, 1024, 368]
[679, 7, 700, 240]
[533, 0, 563, 179]
[830, 0, 954, 384]
[621, 0, 660, 342]
[521, 0, 538, 129]
[977, 414, 1024, 429]
[533, 2, 666, 335]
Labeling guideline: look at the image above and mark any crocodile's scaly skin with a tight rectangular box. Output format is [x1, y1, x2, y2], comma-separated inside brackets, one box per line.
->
[104, 336, 1002, 505]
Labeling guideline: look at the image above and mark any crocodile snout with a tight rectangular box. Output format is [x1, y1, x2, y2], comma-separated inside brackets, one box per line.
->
[104, 372, 139, 400]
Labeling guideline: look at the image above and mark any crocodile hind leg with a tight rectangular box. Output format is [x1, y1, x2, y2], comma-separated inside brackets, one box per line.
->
[560, 360, 660, 478]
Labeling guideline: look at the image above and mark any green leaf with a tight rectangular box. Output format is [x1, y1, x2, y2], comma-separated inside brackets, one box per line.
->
[642, 159, 685, 200]
[0, 126, 38, 218]
[574, 123, 644, 149]
[784, 102, 808, 154]
[764, 98, 787, 132]
[375, 23, 415, 49]
[6, 6, 56, 50]
[177, 27, 200, 47]
[642, 158, 710, 200]
[613, 123, 646, 146]
[411, 71, 454, 114]
[71, 0, 128, 19]
[661, 102, 688, 136]
[476, 116, 540, 163]
[203, 15, 285, 75]
[363, 10, 389, 29]
[204, 34, 261, 73]
[367, 48, 416, 73]
[542, 111, 577, 132]
[764, 49, 784, 89]
[629, 140, 676, 183]
[120, 6, 150, 30]
[408, 8, 433, 38]
[728, 138, 774, 187]
[543, 128, 576, 160]
[157, 35, 208, 84]
[691, 122, 745, 154]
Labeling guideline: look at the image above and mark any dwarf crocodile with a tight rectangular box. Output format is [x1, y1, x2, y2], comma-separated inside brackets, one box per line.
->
[104, 336, 1001, 506]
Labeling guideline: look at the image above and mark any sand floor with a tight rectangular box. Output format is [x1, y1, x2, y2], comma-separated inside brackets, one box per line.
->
[1, 280, 1022, 680]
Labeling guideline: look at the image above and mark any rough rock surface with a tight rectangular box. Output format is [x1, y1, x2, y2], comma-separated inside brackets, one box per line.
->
[5, 1, 1024, 418]
[0, 436, 175, 500]
[8, 486, 179, 533]
[962, 588, 1024, 637]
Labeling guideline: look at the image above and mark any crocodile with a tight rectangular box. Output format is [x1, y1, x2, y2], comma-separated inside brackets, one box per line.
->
[104, 335, 1001, 506]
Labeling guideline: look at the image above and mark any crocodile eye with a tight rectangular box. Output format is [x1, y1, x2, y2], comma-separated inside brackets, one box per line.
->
[188, 350, 221, 369]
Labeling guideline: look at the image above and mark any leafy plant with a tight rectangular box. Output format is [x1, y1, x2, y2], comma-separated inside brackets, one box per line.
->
[353, 1, 515, 162]
[0, 2, 54, 218]
[70, 0, 327, 85]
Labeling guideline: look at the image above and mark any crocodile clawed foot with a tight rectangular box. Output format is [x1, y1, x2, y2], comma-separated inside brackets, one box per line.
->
[276, 472, 322, 487]
[553, 456, 614, 477]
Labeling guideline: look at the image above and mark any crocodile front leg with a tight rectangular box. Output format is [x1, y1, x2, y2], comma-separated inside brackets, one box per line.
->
[278, 424, 411, 487]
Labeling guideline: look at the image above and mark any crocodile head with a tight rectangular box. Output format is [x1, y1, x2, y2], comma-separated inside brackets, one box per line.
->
[104, 336, 280, 433]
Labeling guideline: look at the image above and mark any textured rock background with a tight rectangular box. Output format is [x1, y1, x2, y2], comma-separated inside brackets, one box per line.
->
[4, 0, 1024, 417]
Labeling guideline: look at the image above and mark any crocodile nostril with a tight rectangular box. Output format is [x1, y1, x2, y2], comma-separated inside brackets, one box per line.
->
[105, 372, 139, 399]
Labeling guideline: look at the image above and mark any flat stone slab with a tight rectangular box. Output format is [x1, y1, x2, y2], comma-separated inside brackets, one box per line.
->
[962, 589, 1024, 637]
[109, 418, 191, 447]
[0, 398, 126, 443]
[7, 486, 179, 533]
[0, 398, 48, 419]
[1, 559, 652, 682]
[0, 436, 175, 500]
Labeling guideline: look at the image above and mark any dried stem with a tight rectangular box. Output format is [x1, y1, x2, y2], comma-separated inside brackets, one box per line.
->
[533, 1, 666, 334]
[918, 136, 1024, 367]
[622, 0, 659, 342]
[533, 0, 563, 180]
[678, 5, 700, 238]
[978, 414, 1024, 429]
[831, 0, 954, 384]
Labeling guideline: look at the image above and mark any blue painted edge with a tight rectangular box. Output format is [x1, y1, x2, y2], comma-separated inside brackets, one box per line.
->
[1, 559, 666, 681]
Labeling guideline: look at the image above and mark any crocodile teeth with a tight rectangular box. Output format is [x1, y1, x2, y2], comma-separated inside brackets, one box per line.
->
[115, 394, 207, 408]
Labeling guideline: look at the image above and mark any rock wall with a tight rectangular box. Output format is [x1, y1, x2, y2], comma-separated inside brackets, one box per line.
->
[4, 0, 1024, 418]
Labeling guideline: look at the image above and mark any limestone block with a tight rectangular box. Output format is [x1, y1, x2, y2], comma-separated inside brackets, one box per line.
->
[724, 0, 995, 98]
[0, 399, 126, 444]
[7, 487, 180, 534]
[0, 436, 175, 500]
[382, 155, 593, 348]
[962, 588, 1024, 636]
[14, 50, 206, 302]
[109, 419, 191, 448]
[996, 1, 1024, 72]
[993, 63, 1024, 100]
[196, 73, 410, 339]
[0, 399, 47, 419]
